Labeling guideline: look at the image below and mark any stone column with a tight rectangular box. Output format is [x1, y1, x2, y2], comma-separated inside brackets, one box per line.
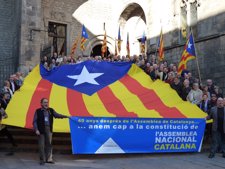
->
[19, 0, 42, 74]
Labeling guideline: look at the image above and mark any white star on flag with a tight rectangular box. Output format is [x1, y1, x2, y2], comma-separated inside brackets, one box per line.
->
[188, 42, 192, 49]
[67, 66, 104, 86]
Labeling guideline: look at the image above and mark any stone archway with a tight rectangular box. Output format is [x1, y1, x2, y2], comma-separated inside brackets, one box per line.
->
[118, 3, 147, 56]
[85, 35, 114, 56]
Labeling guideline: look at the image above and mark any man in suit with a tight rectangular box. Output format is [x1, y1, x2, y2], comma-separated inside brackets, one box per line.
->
[33, 98, 69, 165]
[1, 81, 13, 99]
[208, 98, 225, 158]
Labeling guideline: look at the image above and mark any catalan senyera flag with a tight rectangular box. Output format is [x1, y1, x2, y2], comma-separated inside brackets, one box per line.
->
[101, 29, 107, 57]
[158, 28, 164, 61]
[126, 32, 130, 57]
[178, 32, 196, 74]
[80, 25, 88, 51]
[117, 27, 122, 53]
[71, 36, 79, 54]
[3, 61, 206, 133]
[141, 31, 146, 54]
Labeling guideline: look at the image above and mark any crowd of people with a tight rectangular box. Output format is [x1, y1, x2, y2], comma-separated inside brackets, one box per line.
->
[0, 72, 24, 153]
[0, 52, 225, 158]
[41, 52, 225, 158]
[42, 52, 224, 105]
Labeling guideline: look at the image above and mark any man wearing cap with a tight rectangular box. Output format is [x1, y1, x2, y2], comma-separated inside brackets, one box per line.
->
[33, 98, 69, 165]
[208, 98, 225, 158]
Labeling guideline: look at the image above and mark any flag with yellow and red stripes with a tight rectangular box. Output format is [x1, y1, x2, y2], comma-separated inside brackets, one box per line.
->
[158, 29, 164, 61]
[101, 30, 107, 57]
[71, 36, 79, 54]
[3, 61, 206, 132]
[178, 32, 196, 74]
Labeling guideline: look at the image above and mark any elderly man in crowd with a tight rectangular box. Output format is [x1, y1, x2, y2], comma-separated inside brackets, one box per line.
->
[187, 83, 203, 105]
[9, 75, 19, 94]
[207, 79, 215, 94]
[1, 81, 13, 99]
[180, 79, 191, 101]
[170, 76, 182, 96]
[207, 98, 225, 158]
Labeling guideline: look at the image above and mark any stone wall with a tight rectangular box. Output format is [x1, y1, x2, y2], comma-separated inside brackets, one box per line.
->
[16, 0, 225, 91]
[149, 0, 225, 91]
[18, 0, 152, 70]
[19, 0, 42, 73]
[0, 0, 21, 85]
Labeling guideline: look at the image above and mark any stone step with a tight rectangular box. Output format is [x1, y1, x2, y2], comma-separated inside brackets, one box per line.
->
[0, 143, 72, 154]
[0, 135, 71, 144]
[0, 126, 72, 154]
[7, 126, 70, 137]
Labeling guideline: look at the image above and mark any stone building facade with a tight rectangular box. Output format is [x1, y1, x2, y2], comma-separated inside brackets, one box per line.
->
[0, 0, 225, 90]
[0, 0, 21, 84]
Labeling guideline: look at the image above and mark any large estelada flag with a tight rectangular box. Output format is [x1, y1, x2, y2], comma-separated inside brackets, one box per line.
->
[3, 61, 206, 132]
[178, 32, 196, 74]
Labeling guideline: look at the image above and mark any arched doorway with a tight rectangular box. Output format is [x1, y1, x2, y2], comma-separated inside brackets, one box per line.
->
[91, 44, 110, 57]
[119, 3, 147, 56]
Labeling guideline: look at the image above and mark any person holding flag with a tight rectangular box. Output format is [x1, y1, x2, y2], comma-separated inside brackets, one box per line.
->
[80, 24, 88, 51]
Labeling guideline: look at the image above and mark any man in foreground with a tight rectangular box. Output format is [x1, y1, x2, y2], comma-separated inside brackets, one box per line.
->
[33, 98, 69, 165]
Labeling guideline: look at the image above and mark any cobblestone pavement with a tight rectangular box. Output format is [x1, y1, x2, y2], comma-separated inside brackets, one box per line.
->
[0, 152, 225, 169]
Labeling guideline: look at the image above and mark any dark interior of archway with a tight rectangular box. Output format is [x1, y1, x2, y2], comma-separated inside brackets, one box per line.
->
[91, 45, 110, 57]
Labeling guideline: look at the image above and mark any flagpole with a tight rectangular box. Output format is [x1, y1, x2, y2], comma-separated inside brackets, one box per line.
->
[155, 27, 161, 63]
[103, 22, 107, 58]
[104, 23, 107, 58]
[191, 27, 202, 84]
[80, 26, 83, 57]
[155, 43, 158, 61]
